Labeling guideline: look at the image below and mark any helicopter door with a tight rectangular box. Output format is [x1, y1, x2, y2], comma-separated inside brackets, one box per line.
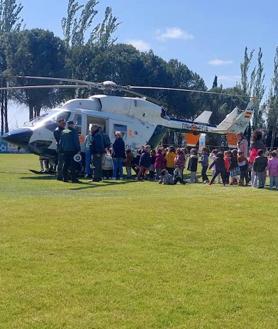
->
[87, 116, 108, 133]
[72, 113, 86, 145]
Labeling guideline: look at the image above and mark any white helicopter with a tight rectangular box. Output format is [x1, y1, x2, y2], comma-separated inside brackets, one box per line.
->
[1, 76, 253, 157]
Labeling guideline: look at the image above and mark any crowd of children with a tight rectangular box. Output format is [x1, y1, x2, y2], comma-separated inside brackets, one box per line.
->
[94, 131, 278, 190]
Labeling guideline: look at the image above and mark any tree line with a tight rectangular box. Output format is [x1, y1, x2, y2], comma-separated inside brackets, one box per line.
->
[0, 0, 278, 147]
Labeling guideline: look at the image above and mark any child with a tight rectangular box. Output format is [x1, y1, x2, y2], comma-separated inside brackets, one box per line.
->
[253, 149, 268, 188]
[209, 149, 220, 183]
[237, 151, 249, 186]
[224, 150, 231, 184]
[149, 149, 156, 180]
[159, 169, 175, 185]
[187, 148, 198, 183]
[125, 149, 134, 179]
[183, 147, 190, 168]
[209, 152, 226, 186]
[39, 155, 49, 173]
[102, 149, 113, 179]
[229, 149, 239, 185]
[267, 151, 278, 189]
[174, 148, 186, 184]
[199, 147, 209, 183]
[137, 145, 151, 181]
[165, 146, 176, 175]
[154, 148, 166, 180]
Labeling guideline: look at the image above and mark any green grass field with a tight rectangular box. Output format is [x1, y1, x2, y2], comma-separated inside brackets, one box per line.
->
[1, 154, 278, 329]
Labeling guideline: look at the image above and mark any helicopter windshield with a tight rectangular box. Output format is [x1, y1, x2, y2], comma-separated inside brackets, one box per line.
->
[24, 110, 71, 128]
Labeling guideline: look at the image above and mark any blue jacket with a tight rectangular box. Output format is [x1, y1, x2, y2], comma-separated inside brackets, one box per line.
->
[139, 152, 151, 168]
[200, 153, 209, 167]
[60, 127, 80, 153]
[209, 156, 225, 173]
[187, 155, 198, 172]
[112, 138, 125, 158]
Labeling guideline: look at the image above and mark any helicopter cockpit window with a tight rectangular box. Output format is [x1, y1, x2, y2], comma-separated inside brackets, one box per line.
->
[72, 114, 82, 134]
[56, 111, 71, 123]
[113, 124, 127, 139]
[25, 110, 71, 128]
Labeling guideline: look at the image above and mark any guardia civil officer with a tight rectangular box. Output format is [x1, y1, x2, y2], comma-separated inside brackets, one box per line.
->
[60, 121, 81, 183]
[54, 118, 66, 180]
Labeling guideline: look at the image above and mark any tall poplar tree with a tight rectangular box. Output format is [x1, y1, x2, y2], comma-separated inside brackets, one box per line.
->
[62, 0, 119, 49]
[252, 48, 265, 129]
[240, 47, 254, 96]
[267, 47, 278, 148]
[0, 0, 23, 134]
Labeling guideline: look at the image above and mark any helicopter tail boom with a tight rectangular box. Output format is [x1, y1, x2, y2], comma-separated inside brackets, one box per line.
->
[214, 101, 253, 134]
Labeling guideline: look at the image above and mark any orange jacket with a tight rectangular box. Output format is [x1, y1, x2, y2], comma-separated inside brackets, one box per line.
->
[165, 151, 176, 168]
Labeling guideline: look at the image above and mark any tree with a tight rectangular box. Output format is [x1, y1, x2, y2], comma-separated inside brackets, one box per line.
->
[240, 47, 265, 135]
[4, 29, 67, 120]
[240, 47, 254, 95]
[0, 0, 23, 134]
[212, 75, 218, 89]
[89, 6, 120, 49]
[252, 48, 265, 129]
[62, 0, 98, 47]
[62, 0, 119, 48]
[267, 47, 278, 148]
[0, 0, 23, 33]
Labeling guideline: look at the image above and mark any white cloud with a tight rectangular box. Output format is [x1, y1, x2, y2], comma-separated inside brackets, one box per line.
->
[127, 39, 151, 52]
[218, 75, 241, 83]
[156, 27, 194, 42]
[208, 58, 234, 66]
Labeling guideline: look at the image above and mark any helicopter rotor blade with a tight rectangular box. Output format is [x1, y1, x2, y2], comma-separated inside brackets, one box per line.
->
[12, 75, 97, 86]
[0, 84, 91, 91]
[126, 85, 250, 99]
[116, 85, 166, 106]
[1, 74, 251, 100]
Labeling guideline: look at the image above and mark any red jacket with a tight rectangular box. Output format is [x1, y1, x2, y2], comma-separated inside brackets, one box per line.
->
[224, 157, 230, 172]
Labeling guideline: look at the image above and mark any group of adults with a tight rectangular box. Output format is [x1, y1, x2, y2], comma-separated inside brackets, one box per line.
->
[54, 119, 112, 183]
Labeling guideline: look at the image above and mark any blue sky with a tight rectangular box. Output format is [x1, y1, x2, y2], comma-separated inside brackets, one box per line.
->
[20, 0, 278, 89]
[9, 0, 278, 127]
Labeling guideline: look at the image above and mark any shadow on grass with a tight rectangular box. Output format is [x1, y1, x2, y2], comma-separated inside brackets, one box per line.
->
[20, 174, 137, 189]
[69, 179, 136, 191]
[21, 175, 57, 180]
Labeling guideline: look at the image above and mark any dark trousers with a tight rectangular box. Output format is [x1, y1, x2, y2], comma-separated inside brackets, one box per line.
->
[103, 169, 113, 179]
[166, 167, 174, 175]
[137, 166, 148, 180]
[57, 152, 64, 179]
[92, 154, 103, 180]
[201, 165, 209, 182]
[63, 152, 78, 182]
[239, 165, 249, 185]
[210, 170, 226, 185]
[224, 171, 230, 184]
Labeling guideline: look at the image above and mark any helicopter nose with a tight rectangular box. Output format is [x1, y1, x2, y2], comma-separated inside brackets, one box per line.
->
[2, 128, 33, 146]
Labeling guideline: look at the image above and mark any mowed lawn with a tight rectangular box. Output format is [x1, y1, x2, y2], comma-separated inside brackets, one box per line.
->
[1, 154, 278, 329]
